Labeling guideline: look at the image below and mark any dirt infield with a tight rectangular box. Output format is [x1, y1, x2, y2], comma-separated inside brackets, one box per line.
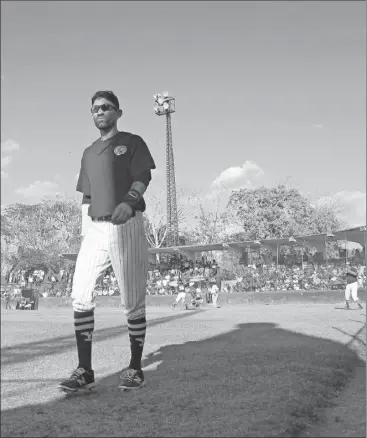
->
[1, 304, 366, 437]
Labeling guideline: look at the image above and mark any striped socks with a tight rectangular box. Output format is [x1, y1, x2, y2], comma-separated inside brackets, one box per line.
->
[128, 316, 147, 370]
[74, 310, 95, 371]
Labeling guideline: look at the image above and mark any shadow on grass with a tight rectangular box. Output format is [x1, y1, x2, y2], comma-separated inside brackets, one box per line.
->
[1, 310, 204, 366]
[332, 323, 367, 347]
[1, 321, 365, 438]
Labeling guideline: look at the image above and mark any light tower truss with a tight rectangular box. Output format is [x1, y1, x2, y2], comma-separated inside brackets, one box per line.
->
[153, 92, 178, 247]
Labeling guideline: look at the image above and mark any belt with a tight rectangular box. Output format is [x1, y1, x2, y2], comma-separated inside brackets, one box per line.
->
[91, 215, 112, 222]
[91, 211, 142, 222]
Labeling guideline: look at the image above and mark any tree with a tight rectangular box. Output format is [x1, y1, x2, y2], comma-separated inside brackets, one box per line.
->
[227, 184, 345, 240]
[1, 195, 82, 276]
[310, 194, 349, 234]
[143, 194, 168, 253]
[182, 187, 238, 245]
[144, 187, 194, 260]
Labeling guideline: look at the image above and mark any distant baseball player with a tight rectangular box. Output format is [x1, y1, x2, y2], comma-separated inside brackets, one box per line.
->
[5, 290, 11, 310]
[58, 90, 156, 393]
[172, 281, 186, 308]
[344, 266, 363, 310]
[211, 283, 220, 308]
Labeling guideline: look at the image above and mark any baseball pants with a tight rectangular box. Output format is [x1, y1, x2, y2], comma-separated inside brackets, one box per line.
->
[212, 293, 219, 307]
[72, 212, 148, 319]
[345, 282, 359, 302]
[175, 292, 186, 304]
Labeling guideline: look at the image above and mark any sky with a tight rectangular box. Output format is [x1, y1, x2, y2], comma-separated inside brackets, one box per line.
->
[1, 1, 366, 227]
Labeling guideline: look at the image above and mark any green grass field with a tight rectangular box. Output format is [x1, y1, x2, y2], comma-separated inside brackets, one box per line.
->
[1, 303, 366, 437]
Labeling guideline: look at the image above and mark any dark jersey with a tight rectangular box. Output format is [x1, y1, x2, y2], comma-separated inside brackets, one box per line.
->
[346, 268, 358, 284]
[76, 131, 155, 217]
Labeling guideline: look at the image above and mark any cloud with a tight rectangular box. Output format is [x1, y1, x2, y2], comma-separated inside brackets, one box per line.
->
[1, 156, 13, 178]
[1, 139, 20, 152]
[15, 181, 59, 199]
[312, 124, 323, 129]
[1, 156, 13, 167]
[333, 190, 366, 227]
[1, 139, 20, 178]
[212, 160, 264, 190]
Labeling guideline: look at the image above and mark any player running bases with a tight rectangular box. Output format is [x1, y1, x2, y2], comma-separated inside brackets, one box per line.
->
[58, 91, 155, 393]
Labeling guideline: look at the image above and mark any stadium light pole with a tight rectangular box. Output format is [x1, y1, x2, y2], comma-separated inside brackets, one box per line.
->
[325, 233, 334, 288]
[325, 233, 334, 266]
[363, 226, 367, 269]
[153, 92, 178, 247]
[344, 231, 348, 268]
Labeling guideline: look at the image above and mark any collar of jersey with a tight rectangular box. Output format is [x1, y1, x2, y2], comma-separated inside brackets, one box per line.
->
[96, 132, 122, 155]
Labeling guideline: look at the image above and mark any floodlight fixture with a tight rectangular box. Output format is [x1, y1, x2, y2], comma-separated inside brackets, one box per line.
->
[153, 91, 176, 116]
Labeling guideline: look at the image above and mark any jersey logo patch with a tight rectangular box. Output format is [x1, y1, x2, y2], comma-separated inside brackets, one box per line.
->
[114, 145, 127, 155]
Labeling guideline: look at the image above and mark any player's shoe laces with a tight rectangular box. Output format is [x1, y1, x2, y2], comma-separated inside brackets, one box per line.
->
[58, 367, 95, 392]
[119, 368, 145, 390]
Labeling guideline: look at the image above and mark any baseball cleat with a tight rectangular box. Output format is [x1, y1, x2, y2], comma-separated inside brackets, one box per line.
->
[57, 367, 95, 394]
[119, 368, 145, 391]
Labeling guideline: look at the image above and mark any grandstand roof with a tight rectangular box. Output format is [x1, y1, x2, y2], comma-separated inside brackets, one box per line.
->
[61, 226, 366, 261]
[333, 226, 366, 246]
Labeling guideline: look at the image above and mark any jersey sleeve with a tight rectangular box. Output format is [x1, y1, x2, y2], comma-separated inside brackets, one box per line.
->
[76, 154, 91, 195]
[129, 135, 156, 178]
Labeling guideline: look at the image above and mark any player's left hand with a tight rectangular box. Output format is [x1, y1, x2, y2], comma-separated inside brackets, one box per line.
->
[111, 202, 133, 225]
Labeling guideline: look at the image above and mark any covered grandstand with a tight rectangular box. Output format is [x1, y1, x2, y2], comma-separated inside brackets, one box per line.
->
[62, 226, 366, 266]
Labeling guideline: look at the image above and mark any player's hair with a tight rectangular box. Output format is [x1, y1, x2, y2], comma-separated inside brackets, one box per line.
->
[91, 90, 120, 109]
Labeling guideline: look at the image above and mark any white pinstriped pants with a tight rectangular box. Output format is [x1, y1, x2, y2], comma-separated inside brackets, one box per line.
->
[345, 282, 359, 302]
[71, 212, 148, 319]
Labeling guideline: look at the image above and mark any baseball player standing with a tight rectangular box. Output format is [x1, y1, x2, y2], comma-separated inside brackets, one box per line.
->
[58, 91, 155, 393]
[344, 266, 364, 310]
[211, 283, 220, 308]
[172, 281, 186, 308]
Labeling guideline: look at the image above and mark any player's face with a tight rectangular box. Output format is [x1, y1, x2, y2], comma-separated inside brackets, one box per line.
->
[91, 98, 122, 130]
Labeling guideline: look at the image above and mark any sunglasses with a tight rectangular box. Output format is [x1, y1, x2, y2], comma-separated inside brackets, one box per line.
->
[91, 104, 117, 114]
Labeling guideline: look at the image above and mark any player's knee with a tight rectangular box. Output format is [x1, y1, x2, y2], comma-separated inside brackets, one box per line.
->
[72, 300, 96, 312]
[125, 306, 146, 320]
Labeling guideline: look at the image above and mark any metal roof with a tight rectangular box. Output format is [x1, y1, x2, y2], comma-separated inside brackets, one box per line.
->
[61, 226, 366, 260]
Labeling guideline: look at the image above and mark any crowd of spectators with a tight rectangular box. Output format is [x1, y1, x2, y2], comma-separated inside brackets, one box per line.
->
[144, 260, 366, 295]
[3, 268, 75, 298]
[227, 264, 366, 293]
[2, 259, 366, 299]
[147, 258, 219, 295]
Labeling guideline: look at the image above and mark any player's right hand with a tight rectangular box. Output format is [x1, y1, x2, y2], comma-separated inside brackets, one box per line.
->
[111, 202, 133, 225]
